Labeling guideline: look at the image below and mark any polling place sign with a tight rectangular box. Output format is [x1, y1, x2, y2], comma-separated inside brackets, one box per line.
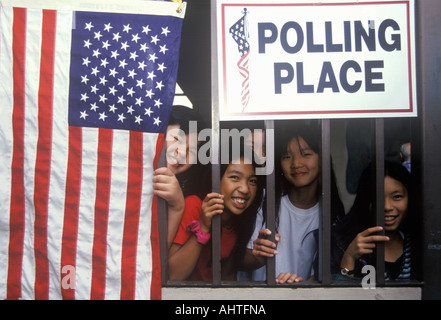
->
[216, 0, 417, 120]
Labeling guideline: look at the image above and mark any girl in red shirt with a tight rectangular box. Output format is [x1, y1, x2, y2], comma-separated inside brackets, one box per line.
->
[168, 142, 264, 281]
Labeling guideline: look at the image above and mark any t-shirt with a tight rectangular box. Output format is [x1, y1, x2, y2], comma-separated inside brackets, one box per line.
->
[173, 195, 238, 281]
[247, 195, 319, 281]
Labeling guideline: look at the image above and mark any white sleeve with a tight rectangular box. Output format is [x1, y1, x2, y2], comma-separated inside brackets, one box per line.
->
[246, 207, 265, 249]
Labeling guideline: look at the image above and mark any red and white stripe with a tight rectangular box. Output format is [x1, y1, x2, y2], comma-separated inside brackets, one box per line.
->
[237, 49, 250, 112]
[0, 6, 162, 300]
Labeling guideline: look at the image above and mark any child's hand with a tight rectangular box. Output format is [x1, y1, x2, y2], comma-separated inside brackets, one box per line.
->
[153, 167, 184, 209]
[200, 193, 224, 233]
[252, 229, 280, 258]
[344, 226, 389, 261]
[341, 226, 389, 272]
[276, 272, 303, 284]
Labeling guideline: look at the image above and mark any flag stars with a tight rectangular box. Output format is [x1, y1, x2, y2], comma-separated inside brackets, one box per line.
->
[132, 33, 141, 43]
[121, 42, 130, 51]
[104, 23, 113, 32]
[109, 68, 118, 77]
[99, 112, 107, 121]
[109, 86, 117, 95]
[80, 110, 89, 119]
[82, 57, 91, 67]
[145, 89, 154, 99]
[119, 59, 128, 69]
[134, 115, 143, 124]
[117, 95, 126, 104]
[100, 58, 109, 68]
[149, 53, 158, 62]
[99, 94, 108, 103]
[91, 67, 100, 76]
[94, 31, 103, 41]
[81, 92, 89, 101]
[144, 107, 153, 116]
[99, 76, 108, 85]
[110, 50, 120, 59]
[138, 61, 147, 71]
[135, 97, 144, 106]
[77, 20, 175, 131]
[161, 27, 171, 36]
[128, 69, 137, 79]
[129, 51, 139, 61]
[127, 105, 135, 114]
[147, 71, 156, 81]
[154, 99, 162, 108]
[117, 77, 127, 87]
[113, 32, 121, 42]
[102, 40, 111, 50]
[85, 22, 94, 31]
[136, 78, 145, 88]
[90, 84, 99, 94]
[157, 63, 166, 73]
[92, 49, 101, 58]
[90, 102, 99, 112]
[127, 87, 135, 97]
[109, 104, 118, 113]
[118, 113, 126, 122]
[84, 39, 92, 49]
[123, 24, 132, 33]
[159, 45, 168, 54]
[142, 25, 151, 35]
[140, 43, 149, 52]
[151, 35, 160, 45]
[81, 75, 90, 84]
[156, 81, 164, 91]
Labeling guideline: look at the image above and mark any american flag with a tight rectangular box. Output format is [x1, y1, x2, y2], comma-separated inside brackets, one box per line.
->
[229, 8, 250, 112]
[0, 1, 185, 300]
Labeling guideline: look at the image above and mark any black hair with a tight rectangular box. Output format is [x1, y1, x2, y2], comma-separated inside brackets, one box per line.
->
[268, 120, 345, 231]
[167, 105, 205, 134]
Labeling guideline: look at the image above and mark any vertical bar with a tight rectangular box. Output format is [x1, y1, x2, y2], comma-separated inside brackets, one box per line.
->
[211, 130, 222, 285]
[264, 120, 276, 285]
[319, 119, 331, 284]
[417, 0, 441, 299]
[210, 0, 222, 285]
[157, 147, 169, 285]
[374, 118, 385, 285]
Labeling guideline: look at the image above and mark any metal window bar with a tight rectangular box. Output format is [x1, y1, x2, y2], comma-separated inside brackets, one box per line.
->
[373, 118, 385, 285]
[157, 146, 168, 285]
[264, 120, 276, 286]
[211, 121, 222, 286]
[319, 119, 332, 285]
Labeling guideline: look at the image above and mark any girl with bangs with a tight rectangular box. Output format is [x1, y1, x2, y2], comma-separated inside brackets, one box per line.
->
[168, 140, 264, 281]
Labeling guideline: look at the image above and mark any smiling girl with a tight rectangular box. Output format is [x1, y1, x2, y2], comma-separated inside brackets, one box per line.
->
[332, 161, 415, 281]
[168, 141, 264, 281]
[241, 121, 345, 283]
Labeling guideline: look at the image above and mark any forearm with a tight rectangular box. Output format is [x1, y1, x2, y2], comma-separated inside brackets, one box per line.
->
[168, 236, 204, 280]
[167, 204, 184, 249]
[340, 251, 356, 276]
[241, 248, 266, 271]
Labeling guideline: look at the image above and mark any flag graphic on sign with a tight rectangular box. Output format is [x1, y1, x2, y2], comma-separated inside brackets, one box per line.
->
[229, 8, 250, 112]
[0, 1, 185, 300]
